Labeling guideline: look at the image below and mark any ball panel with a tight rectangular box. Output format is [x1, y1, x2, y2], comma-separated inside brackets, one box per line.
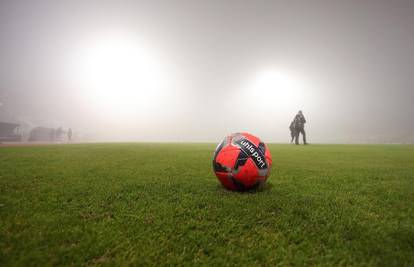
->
[214, 146, 240, 172]
[232, 158, 259, 187]
[215, 171, 237, 190]
[241, 132, 261, 146]
[264, 143, 272, 162]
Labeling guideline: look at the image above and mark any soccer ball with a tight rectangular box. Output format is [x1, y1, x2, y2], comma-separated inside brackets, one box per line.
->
[213, 132, 272, 191]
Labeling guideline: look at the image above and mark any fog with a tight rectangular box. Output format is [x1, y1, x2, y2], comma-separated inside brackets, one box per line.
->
[1, 0, 413, 143]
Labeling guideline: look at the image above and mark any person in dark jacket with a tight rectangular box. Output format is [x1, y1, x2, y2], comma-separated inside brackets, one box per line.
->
[293, 110, 308, 145]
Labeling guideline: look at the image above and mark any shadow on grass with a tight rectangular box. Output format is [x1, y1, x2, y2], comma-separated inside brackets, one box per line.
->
[215, 182, 273, 195]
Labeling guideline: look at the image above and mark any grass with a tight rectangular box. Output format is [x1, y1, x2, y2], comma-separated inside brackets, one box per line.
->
[0, 143, 413, 266]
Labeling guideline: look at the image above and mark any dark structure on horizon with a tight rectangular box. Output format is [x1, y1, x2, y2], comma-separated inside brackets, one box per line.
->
[28, 126, 68, 142]
[29, 127, 55, 142]
[0, 122, 21, 142]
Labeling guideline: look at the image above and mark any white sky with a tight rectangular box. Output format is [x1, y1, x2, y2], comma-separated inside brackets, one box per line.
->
[0, 0, 414, 143]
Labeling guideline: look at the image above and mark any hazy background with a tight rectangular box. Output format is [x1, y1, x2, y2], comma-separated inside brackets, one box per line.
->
[1, 0, 413, 143]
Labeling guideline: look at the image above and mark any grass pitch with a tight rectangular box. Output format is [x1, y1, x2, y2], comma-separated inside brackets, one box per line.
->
[1, 143, 413, 266]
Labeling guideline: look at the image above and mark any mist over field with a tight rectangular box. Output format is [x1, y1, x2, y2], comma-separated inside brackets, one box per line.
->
[1, 0, 413, 143]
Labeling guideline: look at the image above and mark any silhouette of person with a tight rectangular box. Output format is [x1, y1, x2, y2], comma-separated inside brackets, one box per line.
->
[293, 110, 307, 145]
[68, 128, 72, 142]
[289, 121, 296, 143]
[50, 128, 56, 142]
[56, 127, 63, 141]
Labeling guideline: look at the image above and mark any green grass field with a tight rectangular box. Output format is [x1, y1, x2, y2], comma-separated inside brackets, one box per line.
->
[1, 143, 413, 266]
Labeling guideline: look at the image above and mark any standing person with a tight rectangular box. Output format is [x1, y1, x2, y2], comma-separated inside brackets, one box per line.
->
[293, 110, 308, 145]
[50, 128, 56, 142]
[289, 121, 296, 143]
[56, 127, 63, 141]
[68, 128, 72, 142]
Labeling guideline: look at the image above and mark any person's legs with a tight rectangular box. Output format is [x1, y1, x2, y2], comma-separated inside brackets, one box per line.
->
[295, 130, 300, 145]
[290, 131, 295, 143]
[300, 128, 307, 144]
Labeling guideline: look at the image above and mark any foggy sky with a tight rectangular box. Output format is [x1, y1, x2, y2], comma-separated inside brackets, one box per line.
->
[1, 0, 413, 143]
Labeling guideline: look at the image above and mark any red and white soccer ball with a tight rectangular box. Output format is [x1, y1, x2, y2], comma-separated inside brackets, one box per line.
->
[213, 132, 272, 191]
